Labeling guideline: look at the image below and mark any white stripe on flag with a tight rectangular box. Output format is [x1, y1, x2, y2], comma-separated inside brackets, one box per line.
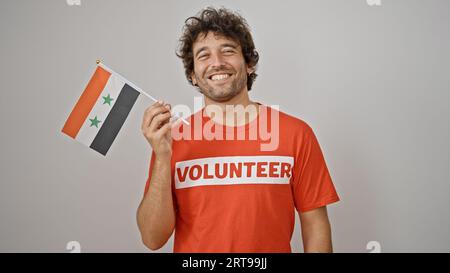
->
[76, 74, 126, 146]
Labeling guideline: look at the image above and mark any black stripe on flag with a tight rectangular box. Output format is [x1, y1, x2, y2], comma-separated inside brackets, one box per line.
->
[90, 84, 140, 155]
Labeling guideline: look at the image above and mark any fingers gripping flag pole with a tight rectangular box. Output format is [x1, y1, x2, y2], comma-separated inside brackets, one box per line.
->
[61, 60, 189, 156]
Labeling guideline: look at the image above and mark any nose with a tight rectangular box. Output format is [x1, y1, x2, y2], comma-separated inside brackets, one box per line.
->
[209, 52, 226, 68]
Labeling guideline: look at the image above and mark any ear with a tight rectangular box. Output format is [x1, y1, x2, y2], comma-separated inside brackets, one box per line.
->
[191, 73, 197, 86]
[246, 66, 255, 75]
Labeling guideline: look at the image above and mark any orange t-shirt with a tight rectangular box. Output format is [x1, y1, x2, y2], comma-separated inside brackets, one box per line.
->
[144, 104, 339, 252]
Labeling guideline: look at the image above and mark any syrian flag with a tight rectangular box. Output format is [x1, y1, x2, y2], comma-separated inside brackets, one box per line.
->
[62, 62, 141, 156]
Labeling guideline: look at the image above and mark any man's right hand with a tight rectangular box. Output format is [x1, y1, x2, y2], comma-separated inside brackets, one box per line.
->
[138, 101, 176, 251]
[141, 101, 173, 159]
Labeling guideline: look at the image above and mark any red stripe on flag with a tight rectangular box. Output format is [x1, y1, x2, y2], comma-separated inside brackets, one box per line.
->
[62, 66, 111, 138]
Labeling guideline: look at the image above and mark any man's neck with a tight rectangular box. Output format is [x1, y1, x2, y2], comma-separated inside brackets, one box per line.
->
[203, 89, 259, 127]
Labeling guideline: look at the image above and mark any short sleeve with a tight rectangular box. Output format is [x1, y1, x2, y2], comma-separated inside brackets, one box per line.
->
[291, 124, 340, 213]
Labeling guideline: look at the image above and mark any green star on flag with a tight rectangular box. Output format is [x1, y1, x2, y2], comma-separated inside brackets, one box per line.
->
[102, 94, 114, 106]
[89, 116, 102, 128]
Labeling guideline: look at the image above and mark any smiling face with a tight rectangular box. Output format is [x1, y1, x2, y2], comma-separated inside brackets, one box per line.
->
[191, 32, 254, 102]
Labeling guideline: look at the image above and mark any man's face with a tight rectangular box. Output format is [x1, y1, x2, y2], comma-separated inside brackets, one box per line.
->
[191, 31, 253, 102]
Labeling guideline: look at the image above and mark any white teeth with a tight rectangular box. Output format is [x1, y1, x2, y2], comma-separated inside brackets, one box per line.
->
[210, 74, 230, 81]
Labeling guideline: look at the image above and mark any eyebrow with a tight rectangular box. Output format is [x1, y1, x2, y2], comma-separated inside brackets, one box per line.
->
[194, 43, 239, 58]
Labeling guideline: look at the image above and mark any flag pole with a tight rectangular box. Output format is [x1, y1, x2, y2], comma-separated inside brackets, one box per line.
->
[96, 60, 190, 125]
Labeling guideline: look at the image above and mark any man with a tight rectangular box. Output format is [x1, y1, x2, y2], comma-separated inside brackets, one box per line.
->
[137, 7, 340, 253]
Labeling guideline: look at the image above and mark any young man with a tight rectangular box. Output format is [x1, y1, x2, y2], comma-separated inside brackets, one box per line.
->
[137, 7, 340, 253]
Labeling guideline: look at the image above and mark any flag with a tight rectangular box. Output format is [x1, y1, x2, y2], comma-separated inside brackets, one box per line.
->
[62, 63, 140, 156]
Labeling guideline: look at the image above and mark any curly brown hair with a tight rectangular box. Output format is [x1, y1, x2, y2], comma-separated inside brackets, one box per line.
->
[176, 7, 259, 91]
